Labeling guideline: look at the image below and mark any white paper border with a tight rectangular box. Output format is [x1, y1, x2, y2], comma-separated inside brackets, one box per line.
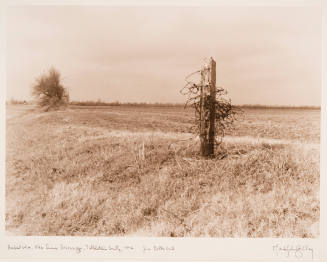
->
[1, 0, 326, 261]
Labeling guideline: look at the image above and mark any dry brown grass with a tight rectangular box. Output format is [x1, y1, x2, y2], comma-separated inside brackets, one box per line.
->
[5, 105, 320, 237]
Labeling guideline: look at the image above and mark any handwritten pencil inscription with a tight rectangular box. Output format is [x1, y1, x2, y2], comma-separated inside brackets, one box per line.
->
[273, 244, 314, 260]
[8, 243, 175, 255]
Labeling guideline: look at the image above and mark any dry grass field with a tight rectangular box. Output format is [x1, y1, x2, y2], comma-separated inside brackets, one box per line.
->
[5, 105, 320, 237]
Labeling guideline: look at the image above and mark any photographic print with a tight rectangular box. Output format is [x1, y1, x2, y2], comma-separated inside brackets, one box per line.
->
[4, 3, 321, 241]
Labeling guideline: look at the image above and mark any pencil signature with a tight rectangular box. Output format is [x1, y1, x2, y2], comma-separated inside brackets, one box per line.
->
[273, 244, 313, 260]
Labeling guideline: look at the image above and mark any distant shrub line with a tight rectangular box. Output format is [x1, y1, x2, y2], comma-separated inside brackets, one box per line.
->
[237, 104, 321, 110]
[69, 101, 185, 107]
[6, 99, 320, 110]
[70, 101, 320, 110]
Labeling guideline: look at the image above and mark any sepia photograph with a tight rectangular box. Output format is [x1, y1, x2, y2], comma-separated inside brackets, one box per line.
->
[4, 2, 322, 242]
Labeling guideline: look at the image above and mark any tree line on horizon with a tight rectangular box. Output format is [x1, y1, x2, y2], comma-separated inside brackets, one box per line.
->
[7, 98, 321, 110]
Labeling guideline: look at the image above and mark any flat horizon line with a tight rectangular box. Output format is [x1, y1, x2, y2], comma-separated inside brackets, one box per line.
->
[6, 99, 321, 109]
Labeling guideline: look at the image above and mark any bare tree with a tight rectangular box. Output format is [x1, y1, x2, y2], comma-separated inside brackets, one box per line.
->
[32, 67, 69, 111]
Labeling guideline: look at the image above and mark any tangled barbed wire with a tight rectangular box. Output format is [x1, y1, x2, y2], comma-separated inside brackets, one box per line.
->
[180, 69, 242, 147]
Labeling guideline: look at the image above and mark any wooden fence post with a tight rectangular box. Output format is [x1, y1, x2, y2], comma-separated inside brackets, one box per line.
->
[199, 69, 206, 156]
[199, 57, 216, 157]
[208, 58, 216, 156]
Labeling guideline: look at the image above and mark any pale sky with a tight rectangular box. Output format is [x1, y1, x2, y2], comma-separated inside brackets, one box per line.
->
[6, 6, 321, 105]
